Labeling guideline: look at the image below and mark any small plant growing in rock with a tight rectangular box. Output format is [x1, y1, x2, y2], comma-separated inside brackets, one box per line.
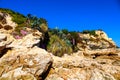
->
[12, 29, 28, 39]
[14, 35, 22, 39]
[20, 30, 28, 36]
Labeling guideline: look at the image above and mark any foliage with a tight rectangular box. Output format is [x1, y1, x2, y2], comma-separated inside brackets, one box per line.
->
[49, 27, 59, 35]
[0, 8, 80, 56]
[47, 35, 73, 57]
[40, 23, 48, 32]
[0, 8, 48, 33]
[39, 18, 48, 25]
[26, 14, 48, 33]
[69, 31, 79, 43]
[82, 30, 98, 36]
[98, 29, 103, 31]
[15, 24, 26, 32]
[70, 31, 78, 39]
[0, 8, 26, 25]
[47, 28, 80, 56]
[12, 29, 28, 39]
[116, 46, 120, 48]
[62, 29, 69, 34]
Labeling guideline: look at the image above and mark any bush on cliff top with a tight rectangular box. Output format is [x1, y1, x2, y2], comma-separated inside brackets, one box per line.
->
[0, 8, 26, 25]
[82, 30, 98, 36]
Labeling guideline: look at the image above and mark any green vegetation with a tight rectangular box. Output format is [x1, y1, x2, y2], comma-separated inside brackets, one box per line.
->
[26, 14, 48, 33]
[2, 8, 116, 57]
[62, 29, 69, 34]
[47, 28, 79, 56]
[0, 8, 48, 33]
[0, 8, 26, 25]
[47, 35, 73, 57]
[116, 46, 120, 48]
[82, 30, 98, 36]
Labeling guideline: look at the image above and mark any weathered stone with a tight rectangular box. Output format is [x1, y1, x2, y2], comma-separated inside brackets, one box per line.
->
[0, 12, 17, 30]
[0, 34, 7, 41]
[4, 25, 13, 30]
[0, 46, 53, 80]
[0, 11, 120, 80]
[0, 24, 3, 29]
[46, 50, 120, 80]
[0, 33, 14, 52]
[0, 23, 53, 80]
[7, 31, 42, 49]
[77, 30, 116, 51]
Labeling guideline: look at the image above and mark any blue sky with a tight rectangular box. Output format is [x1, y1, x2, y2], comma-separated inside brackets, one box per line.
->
[0, 0, 120, 46]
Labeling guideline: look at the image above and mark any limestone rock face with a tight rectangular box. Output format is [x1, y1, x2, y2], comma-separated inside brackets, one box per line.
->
[77, 30, 116, 51]
[0, 34, 7, 51]
[46, 50, 120, 80]
[0, 28, 52, 80]
[0, 46, 53, 80]
[7, 30, 42, 49]
[0, 11, 120, 80]
[0, 32, 14, 51]
[0, 12, 17, 30]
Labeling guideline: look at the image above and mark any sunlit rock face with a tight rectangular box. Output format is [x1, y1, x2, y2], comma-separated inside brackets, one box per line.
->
[0, 28, 52, 80]
[46, 49, 120, 80]
[0, 10, 120, 80]
[7, 30, 42, 49]
[0, 47, 53, 80]
[0, 32, 14, 52]
[0, 12, 17, 30]
[77, 30, 116, 51]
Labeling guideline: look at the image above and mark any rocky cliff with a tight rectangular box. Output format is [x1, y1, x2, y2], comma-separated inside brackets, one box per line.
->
[0, 11, 53, 79]
[0, 9, 120, 80]
[0, 26, 53, 80]
[77, 30, 116, 51]
[0, 12, 17, 30]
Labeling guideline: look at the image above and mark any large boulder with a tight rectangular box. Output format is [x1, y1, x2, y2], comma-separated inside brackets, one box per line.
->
[0, 32, 14, 52]
[0, 46, 53, 80]
[7, 30, 42, 49]
[0, 27, 53, 80]
[77, 30, 116, 51]
[46, 50, 120, 80]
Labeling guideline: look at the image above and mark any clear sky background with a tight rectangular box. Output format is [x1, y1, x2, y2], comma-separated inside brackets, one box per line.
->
[0, 0, 120, 46]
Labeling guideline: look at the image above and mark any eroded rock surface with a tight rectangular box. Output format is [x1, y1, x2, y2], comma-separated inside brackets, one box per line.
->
[77, 30, 116, 51]
[46, 50, 120, 80]
[0, 11, 120, 80]
[0, 47, 53, 80]
[7, 30, 42, 49]
[0, 28, 52, 80]
[0, 12, 17, 30]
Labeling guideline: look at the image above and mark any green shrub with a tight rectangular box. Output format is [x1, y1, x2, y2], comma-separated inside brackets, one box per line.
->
[15, 24, 25, 32]
[47, 35, 73, 57]
[40, 23, 48, 33]
[0, 8, 26, 25]
[39, 18, 48, 25]
[62, 29, 69, 34]
[82, 30, 98, 36]
[26, 14, 48, 33]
